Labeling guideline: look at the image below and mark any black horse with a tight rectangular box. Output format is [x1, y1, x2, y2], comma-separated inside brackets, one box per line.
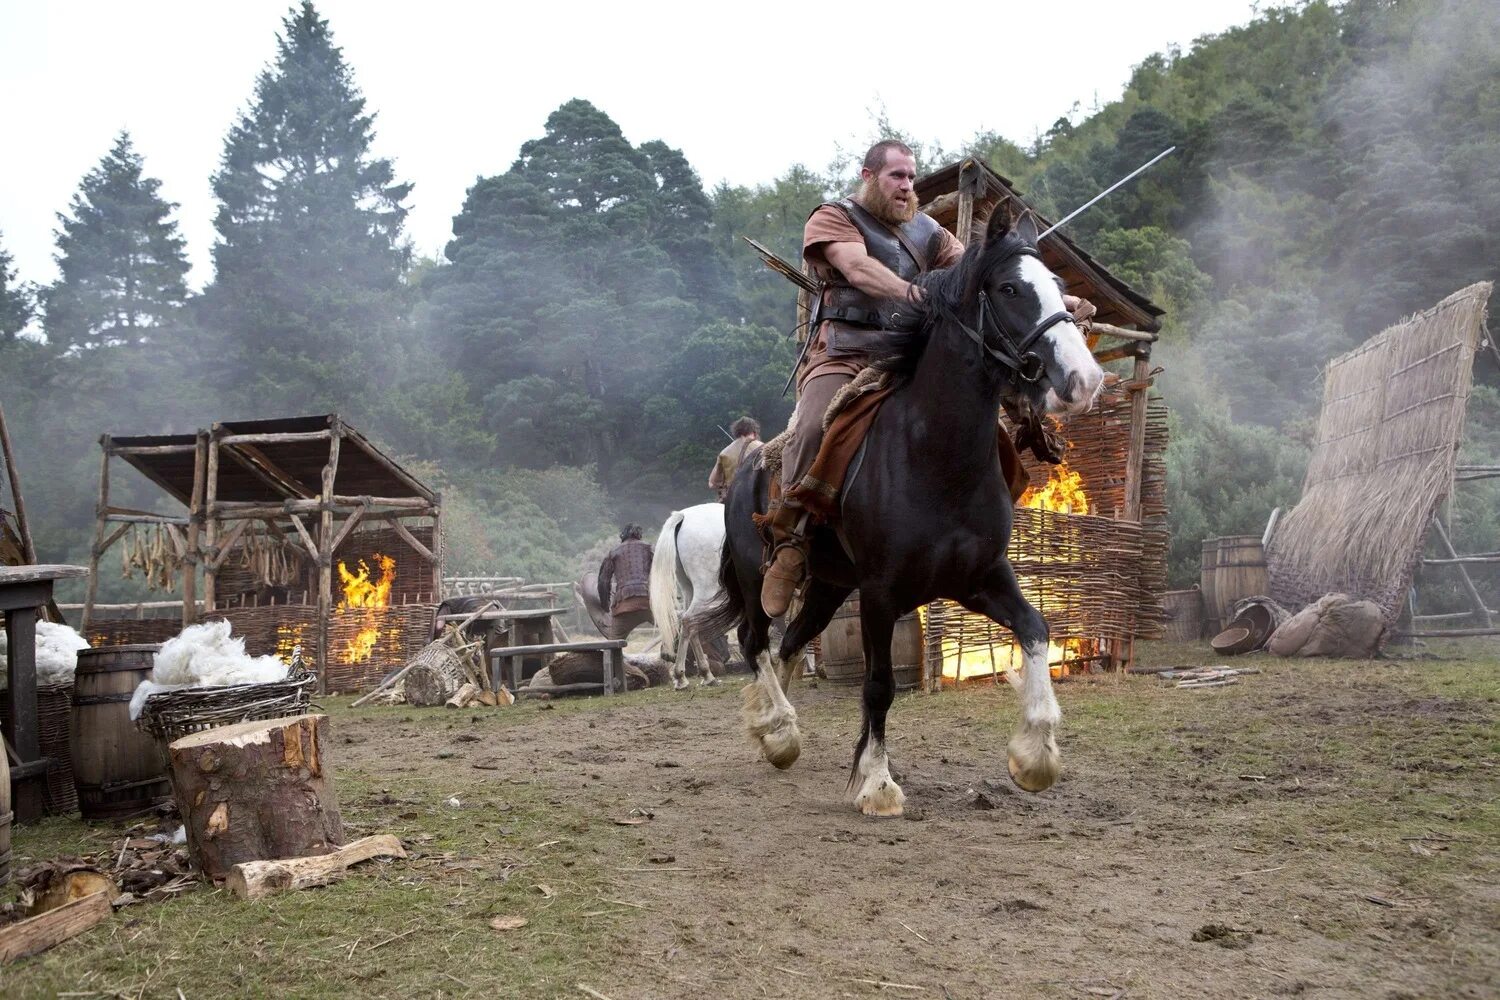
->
[692, 208, 1104, 816]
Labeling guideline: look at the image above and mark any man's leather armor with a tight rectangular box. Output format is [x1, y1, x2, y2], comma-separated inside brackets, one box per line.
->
[817, 198, 945, 355]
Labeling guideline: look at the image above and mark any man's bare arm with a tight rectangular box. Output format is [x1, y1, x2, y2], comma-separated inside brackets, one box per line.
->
[823, 241, 923, 303]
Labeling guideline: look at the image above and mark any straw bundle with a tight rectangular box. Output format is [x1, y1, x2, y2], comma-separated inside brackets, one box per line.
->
[1267, 283, 1492, 621]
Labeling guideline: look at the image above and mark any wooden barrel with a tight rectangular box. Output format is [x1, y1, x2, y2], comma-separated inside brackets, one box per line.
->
[1200, 538, 1222, 637]
[0, 744, 10, 885]
[1213, 535, 1269, 627]
[71, 645, 172, 820]
[1161, 587, 1204, 641]
[818, 595, 923, 691]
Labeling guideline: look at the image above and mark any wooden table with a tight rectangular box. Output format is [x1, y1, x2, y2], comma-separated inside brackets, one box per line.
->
[2, 565, 87, 823]
[436, 607, 561, 683]
[490, 639, 627, 697]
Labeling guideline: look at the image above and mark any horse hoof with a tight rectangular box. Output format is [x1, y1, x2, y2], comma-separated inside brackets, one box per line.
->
[759, 724, 801, 769]
[855, 780, 906, 817]
[1007, 752, 1059, 794]
[701, 676, 722, 688]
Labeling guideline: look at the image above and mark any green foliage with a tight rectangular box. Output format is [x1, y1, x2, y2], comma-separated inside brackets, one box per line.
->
[40, 132, 190, 351]
[198, 0, 412, 418]
[0, 232, 35, 341]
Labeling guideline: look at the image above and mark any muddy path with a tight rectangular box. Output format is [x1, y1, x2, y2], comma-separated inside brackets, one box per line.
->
[334, 646, 1499, 1000]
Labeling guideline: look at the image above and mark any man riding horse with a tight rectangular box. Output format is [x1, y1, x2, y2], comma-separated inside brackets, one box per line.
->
[761, 140, 1097, 617]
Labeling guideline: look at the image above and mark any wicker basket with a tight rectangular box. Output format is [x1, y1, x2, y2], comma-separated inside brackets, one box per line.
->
[1, 683, 78, 815]
[136, 673, 317, 749]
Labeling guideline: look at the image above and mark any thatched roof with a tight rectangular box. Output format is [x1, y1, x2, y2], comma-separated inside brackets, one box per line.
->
[916, 159, 1164, 332]
[1266, 282, 1493, 620]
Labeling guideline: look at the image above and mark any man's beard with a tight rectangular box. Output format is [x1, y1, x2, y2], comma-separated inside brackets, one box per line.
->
[858, 179, 917, 226]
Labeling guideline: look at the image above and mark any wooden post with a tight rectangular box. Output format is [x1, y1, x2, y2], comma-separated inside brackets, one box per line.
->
[82, 439, 110, 633]
[1123, 351, 1151, 523]
[431, 493, 443, 603]
[166, 714, 343, 882]
[203, 430, 222, 614]
[182, 432, 207, 627]
[1430, 517, 1493, 629]
[956, 191, 974, 247]
[316, 420, 341, 695]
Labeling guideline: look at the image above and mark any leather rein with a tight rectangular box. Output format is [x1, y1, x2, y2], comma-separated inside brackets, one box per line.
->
[952, 245, 1075, 384]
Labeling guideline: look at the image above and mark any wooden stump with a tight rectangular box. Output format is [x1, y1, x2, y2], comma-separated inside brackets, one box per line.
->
[167, 714, 343, 882]
[403, 642, 468, 706]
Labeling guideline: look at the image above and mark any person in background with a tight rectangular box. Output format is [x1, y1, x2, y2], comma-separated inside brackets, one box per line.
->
[709, 416, 763, 502]
[597, 524, 654, 640]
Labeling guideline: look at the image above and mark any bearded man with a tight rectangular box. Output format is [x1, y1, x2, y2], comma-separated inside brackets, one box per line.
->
[760, 139, 1096, 616]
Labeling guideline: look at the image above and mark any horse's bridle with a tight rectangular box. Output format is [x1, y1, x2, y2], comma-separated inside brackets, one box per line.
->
[954, 246, 1075, 384]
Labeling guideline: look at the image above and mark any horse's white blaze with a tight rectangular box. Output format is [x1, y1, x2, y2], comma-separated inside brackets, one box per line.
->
[853, 739, 905, 817]
[743, 651, 800, 769]
[1018, 255, 1103, 414]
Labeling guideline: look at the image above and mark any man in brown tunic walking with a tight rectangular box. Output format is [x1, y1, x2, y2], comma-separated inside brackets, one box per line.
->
[761, 139, 1095, 616]
[709, 416, 763, 502]
[597, 524, 654, 640]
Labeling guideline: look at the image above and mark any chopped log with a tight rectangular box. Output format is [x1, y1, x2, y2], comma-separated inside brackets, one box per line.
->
[0, 891, 111, 964]
[167, 714, 343, 882]
[445, 682, 479, 708]
[225, 834, 406, 900]
[477, 690, 499, 707]
[404, 642, 467, 706]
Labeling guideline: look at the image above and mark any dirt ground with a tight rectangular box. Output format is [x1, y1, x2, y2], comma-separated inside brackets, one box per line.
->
[7, 640, 1498, 999]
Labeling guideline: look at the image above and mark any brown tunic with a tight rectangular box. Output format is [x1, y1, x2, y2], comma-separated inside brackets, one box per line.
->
[799, 204, 965, 390]
[597, 539, 653, 615]
[709, 437, 764, 493]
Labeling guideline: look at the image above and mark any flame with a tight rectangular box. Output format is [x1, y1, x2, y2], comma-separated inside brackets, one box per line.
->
[339, 554, 395, 609]
[274, 623, 308, 665]
[1019, 461, 1089, 515]
[923, 461, 1094, 684]
[337, 553, 395, 663]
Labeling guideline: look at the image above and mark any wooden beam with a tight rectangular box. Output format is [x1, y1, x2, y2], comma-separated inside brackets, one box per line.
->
[431, 494, 444, 600]
[103, 513, 190, 525]
[0, 891, 111, 964]
[329, 495, 432, 509]
[208, 517, 252, 572]
[389, 517, 437, 565]
[183, 432, 206, 627]
[1122, 352, 1151, 522]
[328, 505, 366, 557]
[0, 398, 38, 565]
[226, 834, 407, 900]
[97, 522, 132, 557]
[203, 433, 221, 612]
[317, 420, 341, 695]
[339, 423, 438, 503]
[82, 441, 109, 632]
[114, 452, 194, 507]
[286, 513, 321, 563]
[1091, 322, 1158, 343]
[107, 443, 198, 456]
[216, 430, 331, 446]
[1429, 518, 1493, 627]
[1091, 344, 1143, 365]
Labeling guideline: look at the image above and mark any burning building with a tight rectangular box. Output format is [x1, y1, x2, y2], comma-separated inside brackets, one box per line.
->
[80, 414, 442, 693]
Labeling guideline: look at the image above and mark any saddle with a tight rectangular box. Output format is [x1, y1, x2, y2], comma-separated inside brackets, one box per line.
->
[760, 369, 1032, 523]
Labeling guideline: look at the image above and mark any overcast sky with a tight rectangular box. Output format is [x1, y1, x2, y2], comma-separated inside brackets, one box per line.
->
[1, 0, 1275, 291]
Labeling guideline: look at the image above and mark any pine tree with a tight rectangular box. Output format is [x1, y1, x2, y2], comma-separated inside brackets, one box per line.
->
[0, 233, 33, 342]
[40, 132, 188, 350]
[200, 1, 411, 411]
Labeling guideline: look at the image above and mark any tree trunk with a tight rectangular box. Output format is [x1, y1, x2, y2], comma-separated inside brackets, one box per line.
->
[167, 714, 343, 881]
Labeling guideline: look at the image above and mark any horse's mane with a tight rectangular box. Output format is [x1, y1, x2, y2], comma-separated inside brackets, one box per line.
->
[868, 228, 1036, 376]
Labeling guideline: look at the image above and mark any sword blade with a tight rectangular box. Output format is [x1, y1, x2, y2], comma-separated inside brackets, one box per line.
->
[1038, 146, 1176, 241]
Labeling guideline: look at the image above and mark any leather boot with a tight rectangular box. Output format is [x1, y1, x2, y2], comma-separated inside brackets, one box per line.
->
[760, 504, 809, 618]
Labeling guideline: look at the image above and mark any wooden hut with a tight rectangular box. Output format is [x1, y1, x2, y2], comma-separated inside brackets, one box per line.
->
[81, 414, 442, 693]
[909, 158, 1168, 682]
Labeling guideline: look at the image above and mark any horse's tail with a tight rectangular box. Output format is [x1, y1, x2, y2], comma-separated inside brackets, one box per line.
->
[687, 537, 745, 647]
[649, 510, 686, 661]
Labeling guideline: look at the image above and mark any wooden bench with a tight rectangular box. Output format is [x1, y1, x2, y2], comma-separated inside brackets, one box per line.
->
[490, 639, 628, 697]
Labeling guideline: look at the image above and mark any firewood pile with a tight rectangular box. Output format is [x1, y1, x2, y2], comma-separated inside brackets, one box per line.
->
[352, 604, 514, 708]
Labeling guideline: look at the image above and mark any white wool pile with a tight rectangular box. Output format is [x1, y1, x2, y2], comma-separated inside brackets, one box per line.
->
[0, 622, 89, 688]
[128, 620, 288, 720]
[35, 621, 91, 686]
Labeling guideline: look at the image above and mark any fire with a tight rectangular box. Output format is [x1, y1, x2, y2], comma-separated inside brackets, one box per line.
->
[337, 553, 395, 663]
[1019, 461, 1089, 515]
[924, 461, 1094, 685]
[274, 623, 308, 665]
[338, 554, 395, 609]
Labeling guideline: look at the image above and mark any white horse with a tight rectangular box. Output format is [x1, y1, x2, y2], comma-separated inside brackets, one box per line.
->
[649, 503, 732, 690]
